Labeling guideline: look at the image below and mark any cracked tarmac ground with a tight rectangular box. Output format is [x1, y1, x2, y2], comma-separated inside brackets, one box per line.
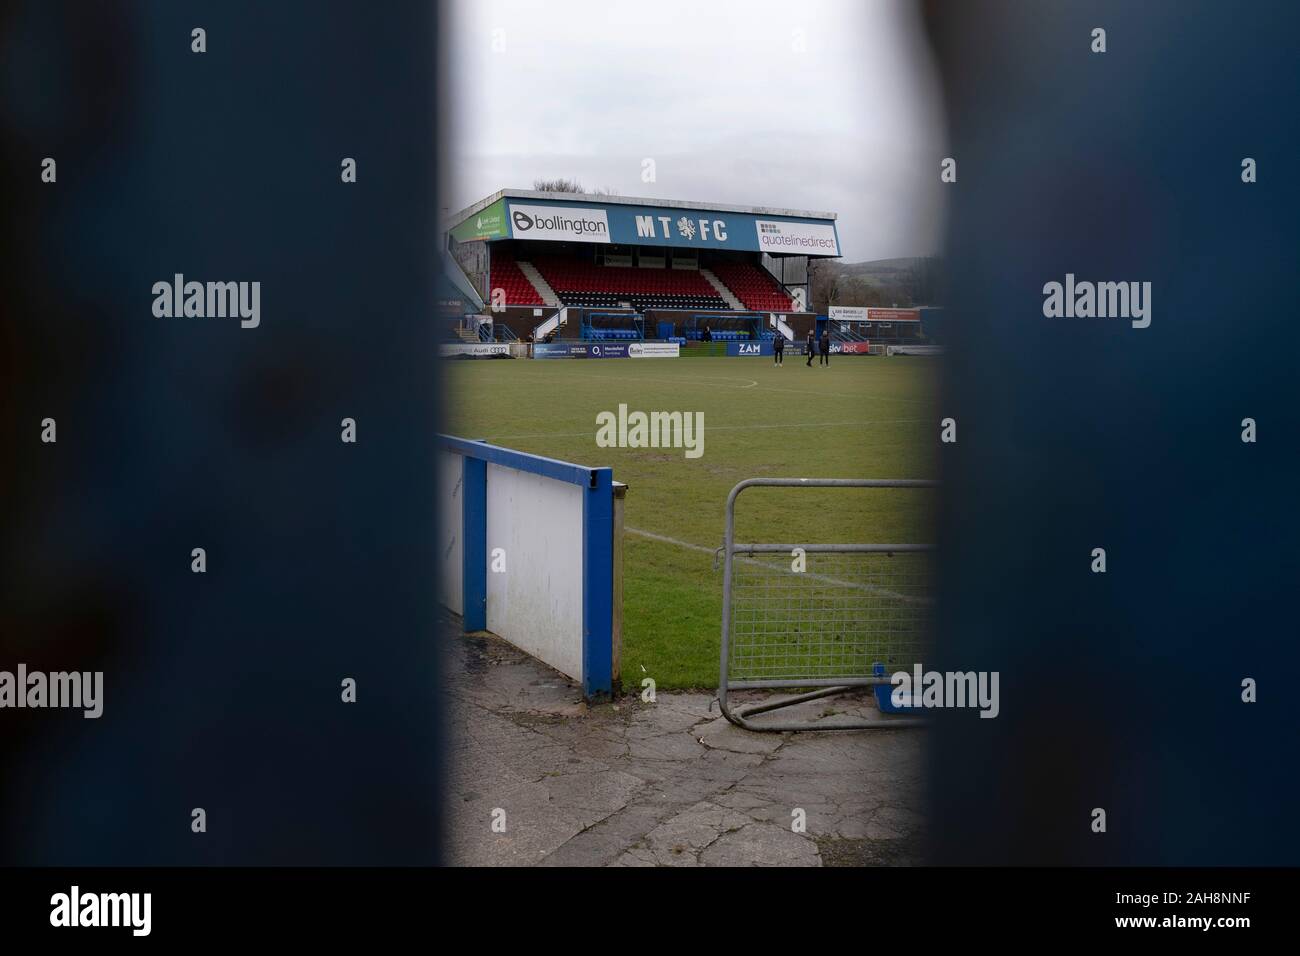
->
[445, 631, 925, 867]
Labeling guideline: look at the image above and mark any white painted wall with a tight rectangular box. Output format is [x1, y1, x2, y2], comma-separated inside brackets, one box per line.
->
[485, 463, 585, 683]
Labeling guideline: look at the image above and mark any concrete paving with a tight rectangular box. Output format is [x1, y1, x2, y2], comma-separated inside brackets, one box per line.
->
[445, 631, 925, 867]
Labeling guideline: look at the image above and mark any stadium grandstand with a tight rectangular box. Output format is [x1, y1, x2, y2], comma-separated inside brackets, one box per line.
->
[444, 189, 842, 351]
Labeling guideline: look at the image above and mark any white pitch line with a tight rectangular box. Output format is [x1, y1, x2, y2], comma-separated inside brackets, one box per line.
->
[624, 527, 931, 605]
[625, 527, 716, 554]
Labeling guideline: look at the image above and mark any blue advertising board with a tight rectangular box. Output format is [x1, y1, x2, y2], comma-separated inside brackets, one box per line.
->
[502, 198, 840, 256]
[533, 342, 629, 359]
[725, 341, 774, 356]
[533, 342, 576, 358]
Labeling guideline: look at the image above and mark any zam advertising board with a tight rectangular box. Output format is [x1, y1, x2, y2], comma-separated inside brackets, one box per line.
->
[725, 341, 774, 356]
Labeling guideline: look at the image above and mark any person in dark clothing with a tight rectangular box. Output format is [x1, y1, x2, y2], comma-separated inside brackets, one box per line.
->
[820, 327, 831, 365]
[773, 330, 785, 365]
[702, 325, 712, 343]
[805, 328, 816, 366]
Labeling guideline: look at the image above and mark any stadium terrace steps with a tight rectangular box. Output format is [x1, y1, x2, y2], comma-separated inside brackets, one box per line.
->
[516, 260, 560, 307]
[708, 261, 795, 312]
[698, 267, 745, 310]
[488, 253, 544, 306]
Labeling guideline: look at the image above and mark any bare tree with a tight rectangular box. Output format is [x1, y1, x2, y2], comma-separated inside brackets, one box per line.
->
[532, 178, 588, 193]
[532, 179, 621, 197]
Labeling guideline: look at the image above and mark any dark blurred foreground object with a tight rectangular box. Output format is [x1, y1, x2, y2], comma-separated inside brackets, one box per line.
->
[922, 0, 1300, 864]
[0, 1, 443, 863]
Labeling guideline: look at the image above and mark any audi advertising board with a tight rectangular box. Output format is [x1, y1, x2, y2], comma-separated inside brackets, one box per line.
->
[438, 343, 511, 358]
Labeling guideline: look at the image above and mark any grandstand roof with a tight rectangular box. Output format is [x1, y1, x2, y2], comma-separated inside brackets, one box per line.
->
[449, 189, 837, 226]
[447, 189, 841, 257]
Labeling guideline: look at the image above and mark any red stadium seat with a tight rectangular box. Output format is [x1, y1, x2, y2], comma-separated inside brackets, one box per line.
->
[488, 253, 544, 306]
[708, 261, 795, 312]
[531, 254, 728, 311]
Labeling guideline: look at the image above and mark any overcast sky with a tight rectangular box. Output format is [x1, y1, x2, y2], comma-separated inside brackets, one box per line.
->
[445, 0, 947, 262]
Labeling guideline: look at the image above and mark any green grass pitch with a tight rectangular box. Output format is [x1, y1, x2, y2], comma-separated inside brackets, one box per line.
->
[444, 354, 939, 690]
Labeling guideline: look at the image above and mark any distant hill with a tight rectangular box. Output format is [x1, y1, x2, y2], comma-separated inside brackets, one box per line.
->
[837, 257, 932, 276]
[810, 256, 944, 311]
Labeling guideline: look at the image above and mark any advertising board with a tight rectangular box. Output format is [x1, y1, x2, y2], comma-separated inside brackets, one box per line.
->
[754, 220, 840, 256]
[628, 342, 680, 358]
[439, 342, 511, 358]
[829, 306, 869, 322]
[725, 341, 773, 356]
[507, 203, 611, 243]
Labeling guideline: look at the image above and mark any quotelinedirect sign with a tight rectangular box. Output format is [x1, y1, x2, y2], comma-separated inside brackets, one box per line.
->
[754, 219, 839, 255]
[508, 203, 611, 243]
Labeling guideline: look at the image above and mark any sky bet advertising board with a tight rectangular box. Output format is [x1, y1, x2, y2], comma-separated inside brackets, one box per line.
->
[504, 200, 839, 256]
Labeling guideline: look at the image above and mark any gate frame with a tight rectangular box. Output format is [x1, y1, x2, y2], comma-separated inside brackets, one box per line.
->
[717, 477, 937, 732]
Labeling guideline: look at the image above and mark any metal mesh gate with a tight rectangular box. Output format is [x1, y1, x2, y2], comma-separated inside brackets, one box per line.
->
[718, 478, 937, 731]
